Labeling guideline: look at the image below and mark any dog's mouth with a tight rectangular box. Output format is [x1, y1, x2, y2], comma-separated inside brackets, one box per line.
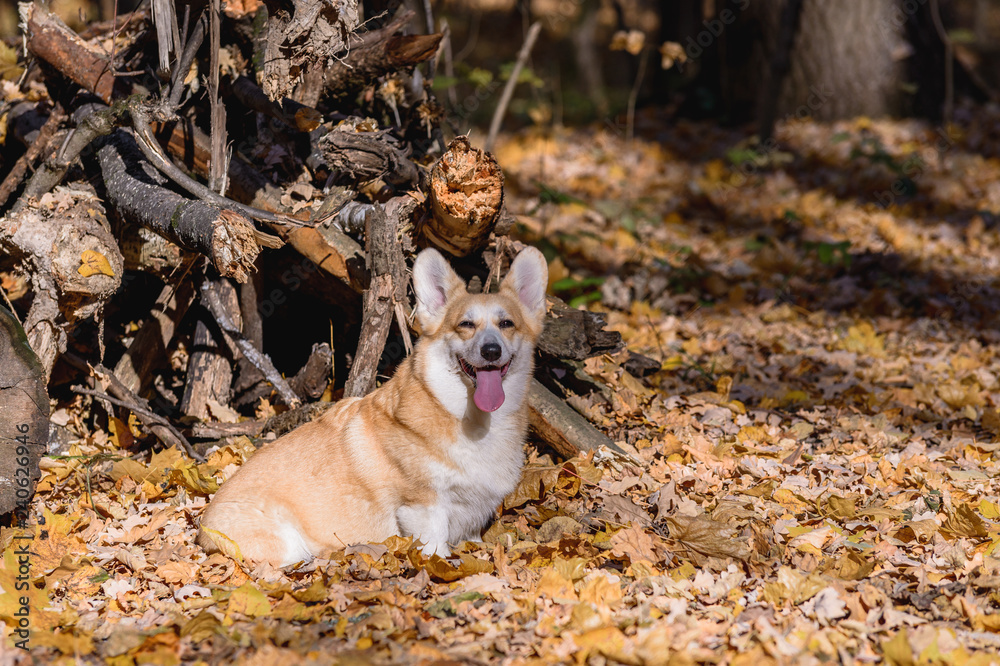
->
[458, 357, 512, 413]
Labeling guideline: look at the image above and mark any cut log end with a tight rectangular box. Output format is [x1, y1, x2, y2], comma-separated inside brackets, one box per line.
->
[422, 136, 504, 257]
[211, 209, 262, 283]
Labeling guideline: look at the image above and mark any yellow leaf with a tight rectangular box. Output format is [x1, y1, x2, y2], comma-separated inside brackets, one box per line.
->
[704, 159, 727, 183]
[882, 628, 915, 666]
[938, 382, 983, 409]
[982, 409, 1000, 436]
[662, 514, 751, 561]
[536, 568, 576, 602]
[781, 389, 811, 406]
[270, 594, 312, 622]
[716, 376, 733, 401]
[148, 447, 185, 472]
[78, 250, 115, 277]
[108, 416, 134, 450]
[980, 500, 1000, 521]
[825, 494, 858, 519]
[198, 527, 244, 563]
[30, 508, 85, 576]
[661, 355, 685, 370]
[31, 631, 94, 655]
[836, 321, 885, 357]
[553, 556, 587, 582]
[736, 425, 770, 445]
[127, 412, 143, 437]
[772, 488, 809, 508]
[168, 464, 219, 495]
[972, 613, 1000, 632]
[893, 519, 939, 543]
[0, 544, 57, 631]
[669, 561, 697, 581]
[761, 566, 826, 606]
[569, 602, 606, 632]
[741, 479, 776, 499]
[827, 552, 875, 581]
[573, 626, 629, 663]
[619, 371, 652, 399]
[0, 42, 24, 82]
[226, 583, 271, 619]
[110, 459, 160, 485]
[181, 611, 221, 643]
[609, 525, 659, 563]
[578, 574, 623, 609]
[290, 578, 328, 603]
[155, 561, 198, 584]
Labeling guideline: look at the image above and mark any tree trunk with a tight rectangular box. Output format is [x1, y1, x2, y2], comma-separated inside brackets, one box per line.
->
[737, 0, 906, 122]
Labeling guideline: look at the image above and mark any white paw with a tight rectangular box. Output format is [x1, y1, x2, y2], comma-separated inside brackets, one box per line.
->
[420, 541, 451, 558]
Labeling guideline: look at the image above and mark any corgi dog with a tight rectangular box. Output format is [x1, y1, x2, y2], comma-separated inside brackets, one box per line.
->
[197, 246, 548, 567]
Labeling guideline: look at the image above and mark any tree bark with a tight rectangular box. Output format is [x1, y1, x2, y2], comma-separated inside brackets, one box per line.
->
[258, 0, 360, 101]
[1, 189, 124, 379]
[528, 379, 621, 458]
[0, 305, 49, 520]
[181, 277, 240, 420]
[344, 203, 408, 398]
[324, 32, 443, 96]
[746, 0, 905, 121]
[97, 130, 261, 282]
[22, 3, 124, 104]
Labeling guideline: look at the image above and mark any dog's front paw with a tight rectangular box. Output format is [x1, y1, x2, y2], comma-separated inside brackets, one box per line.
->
[420, 541, 451, 558]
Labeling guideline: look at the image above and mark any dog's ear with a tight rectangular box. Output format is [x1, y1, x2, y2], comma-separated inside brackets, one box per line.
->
[413, 248, 465, 333]
[502, 247, 548, 325]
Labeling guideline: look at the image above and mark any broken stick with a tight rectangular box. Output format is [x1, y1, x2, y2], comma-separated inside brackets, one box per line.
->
[344, 203, 407, 397]
[97, 129, 261, 282]
[528, 379, 624, 458]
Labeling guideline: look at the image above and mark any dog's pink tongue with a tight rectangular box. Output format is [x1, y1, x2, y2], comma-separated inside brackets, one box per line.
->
[474, 369, 505, 412]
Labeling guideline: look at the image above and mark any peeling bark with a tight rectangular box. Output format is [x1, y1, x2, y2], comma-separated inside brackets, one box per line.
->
[97, 130, 261, 282]
[0, 187, 123, 379]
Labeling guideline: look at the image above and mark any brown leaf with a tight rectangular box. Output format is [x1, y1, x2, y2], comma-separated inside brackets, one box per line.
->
[941, 503, 988, 539]
[662, 514, 751, 561]
[414, 552, 494, 582]
[609, 525, 659, 563]
[601, 495, 651, 527]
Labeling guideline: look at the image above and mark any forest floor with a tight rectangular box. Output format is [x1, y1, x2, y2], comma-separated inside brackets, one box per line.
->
[8, 106, 1000, 664]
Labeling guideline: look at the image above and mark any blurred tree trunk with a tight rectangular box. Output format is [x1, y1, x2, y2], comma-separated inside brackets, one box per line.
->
[718, 0, 906, 122]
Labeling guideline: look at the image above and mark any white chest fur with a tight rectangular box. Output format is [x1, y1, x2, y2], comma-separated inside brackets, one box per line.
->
[396, 415, 525, 556]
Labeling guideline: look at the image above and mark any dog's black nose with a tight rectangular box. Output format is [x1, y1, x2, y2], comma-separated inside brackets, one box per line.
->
[481, 342, 502, 362]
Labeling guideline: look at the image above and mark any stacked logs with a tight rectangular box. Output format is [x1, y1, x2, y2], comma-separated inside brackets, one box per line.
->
[0, 0, 622, 516]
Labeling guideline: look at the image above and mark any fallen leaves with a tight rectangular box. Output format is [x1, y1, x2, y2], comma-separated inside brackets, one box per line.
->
[17, 112, 1000, 664]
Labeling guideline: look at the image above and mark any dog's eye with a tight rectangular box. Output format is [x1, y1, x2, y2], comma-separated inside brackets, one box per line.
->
[499, 319, 515, 329]
[458, 320, 475, 329]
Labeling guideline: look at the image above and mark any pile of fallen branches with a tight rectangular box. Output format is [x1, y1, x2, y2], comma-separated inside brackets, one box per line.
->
[0, 0, 622, 512]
